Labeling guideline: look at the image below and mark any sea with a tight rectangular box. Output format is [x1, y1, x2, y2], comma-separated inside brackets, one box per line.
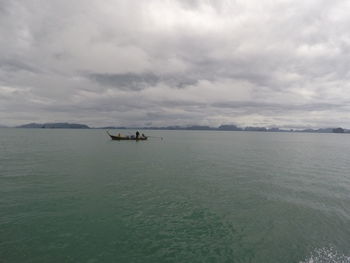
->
[0, 128, 350, 263]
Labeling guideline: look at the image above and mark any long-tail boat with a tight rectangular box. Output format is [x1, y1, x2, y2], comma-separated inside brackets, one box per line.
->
[106, 131, 148, 141]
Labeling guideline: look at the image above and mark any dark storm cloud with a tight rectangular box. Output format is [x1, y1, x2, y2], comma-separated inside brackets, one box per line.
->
[88, 73, 159, 91]
[0, 59, 41, 73]
[212, 101, 348, 113]
[87, 72, 199, 90]
[1, 0, 350, 127]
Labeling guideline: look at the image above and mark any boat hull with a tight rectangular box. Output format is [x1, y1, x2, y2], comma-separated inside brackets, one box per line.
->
[107, 132, 147, 141]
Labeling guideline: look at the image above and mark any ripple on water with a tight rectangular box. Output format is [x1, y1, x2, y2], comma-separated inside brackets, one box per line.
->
[300, 247, 350, 263]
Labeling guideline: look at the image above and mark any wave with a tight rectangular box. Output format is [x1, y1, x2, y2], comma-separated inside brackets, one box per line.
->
[300, 247, 350, 263]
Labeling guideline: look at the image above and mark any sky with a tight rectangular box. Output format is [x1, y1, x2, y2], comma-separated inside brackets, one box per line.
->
[1, 0, 350, 128]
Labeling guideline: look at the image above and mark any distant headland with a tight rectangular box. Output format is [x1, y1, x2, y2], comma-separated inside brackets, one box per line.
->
[5, 122, 348, 134]
[16, 123, 90, 129]
[105, 125, 349, 134]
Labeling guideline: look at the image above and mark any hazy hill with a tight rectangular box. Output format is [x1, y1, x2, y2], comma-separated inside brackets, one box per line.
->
[17, 123, 90, 129]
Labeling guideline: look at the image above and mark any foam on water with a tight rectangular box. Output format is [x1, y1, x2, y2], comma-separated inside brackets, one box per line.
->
[301, 247, 350, 263]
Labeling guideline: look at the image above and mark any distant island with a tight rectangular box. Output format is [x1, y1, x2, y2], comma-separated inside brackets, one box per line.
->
[17, 123, 90, 129]
[7, 122, 349, 134]
[97, 124, 350, 134]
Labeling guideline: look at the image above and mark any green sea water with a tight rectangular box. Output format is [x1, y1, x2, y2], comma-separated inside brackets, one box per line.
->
[1, 128, 350, 263]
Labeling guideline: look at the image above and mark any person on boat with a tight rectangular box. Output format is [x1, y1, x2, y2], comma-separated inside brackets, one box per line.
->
[136, 131, 140, 139]
[141, 133, 146, 139]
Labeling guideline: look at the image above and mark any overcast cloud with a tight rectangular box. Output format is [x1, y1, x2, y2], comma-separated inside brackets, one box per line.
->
[1, 0, 350, 128]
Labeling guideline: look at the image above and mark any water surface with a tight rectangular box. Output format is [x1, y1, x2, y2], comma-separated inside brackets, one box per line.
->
[1, 129, 350, 262]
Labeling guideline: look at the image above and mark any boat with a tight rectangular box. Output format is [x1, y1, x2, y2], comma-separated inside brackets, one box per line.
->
[106, 131, 148, 141]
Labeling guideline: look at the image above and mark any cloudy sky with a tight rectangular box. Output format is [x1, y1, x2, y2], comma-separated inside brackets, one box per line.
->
[1, 0, 350, 128]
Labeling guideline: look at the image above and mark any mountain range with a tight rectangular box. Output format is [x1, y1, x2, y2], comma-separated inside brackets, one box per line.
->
[16, 123, 90, 129]
[5, 122, 350, 134]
